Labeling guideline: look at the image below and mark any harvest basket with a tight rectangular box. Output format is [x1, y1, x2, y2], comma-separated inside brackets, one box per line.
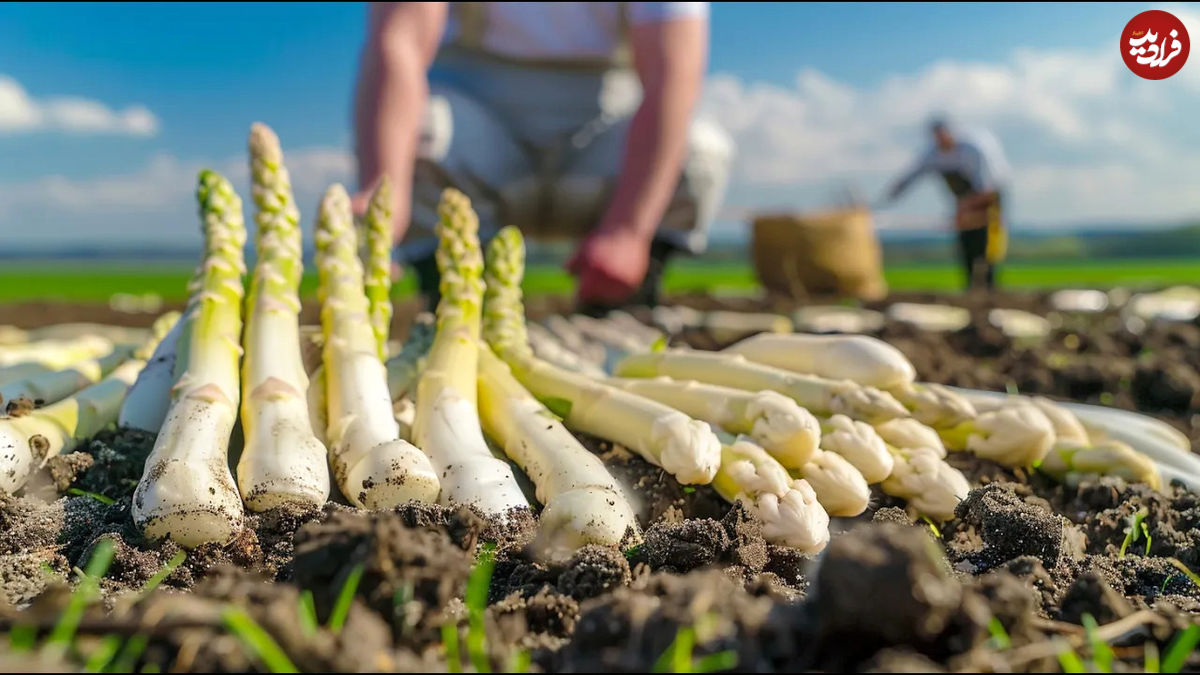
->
[751, 206, 887, 301]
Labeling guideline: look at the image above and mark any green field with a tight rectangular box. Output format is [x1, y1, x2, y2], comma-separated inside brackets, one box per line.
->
[0, 257, 1196, 304]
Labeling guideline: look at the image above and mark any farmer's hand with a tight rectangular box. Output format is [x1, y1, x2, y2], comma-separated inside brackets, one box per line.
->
[566, 225, 652, 305]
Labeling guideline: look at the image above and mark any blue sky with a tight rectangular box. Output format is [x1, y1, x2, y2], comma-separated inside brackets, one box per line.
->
[2, 2, 1198, 247]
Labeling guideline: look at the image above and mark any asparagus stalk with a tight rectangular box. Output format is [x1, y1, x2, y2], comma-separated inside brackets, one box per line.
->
[363, 176, 395, 360]
[26, 323, 151, 345]
[385, 313, 436, 402]
[791, 450, 871, 517]
[483, 226, 720, 485]
[615, 350, 909, 423]
[0, 335, 113, 370]
[604, 310, 667, 345]
[315, 185, 440, 509]
[1040, 440, 1161, 490]
[886, 381, 977, 428]
[132, 171, 248, 547]
[118, 315, 185, 432]
[384, 313, 436, 442]
[723, 333, 916, 389]
[938, 402, 1056, 467]
[881, 444, 970, 521]
[711, 432, 830, 553]
[569, 314, 652, 357]
[649, 306, 793, 342]
[119, 198, 224, 433]
[1, 345, 133, 406]
[1026, 397, 1090, 445]
[478, 346, 638, 555]
[875, 417, 947, 458]
[0, 325, 26, 346]
[411, 189, 527, 517]
[525, 322, 607, 377]
[698, 310, 794, 343]
[605, 376, 820, 469]
[949, 386, 1200, 476]
[1, 312, 175, 407]
[0, 362, 57, 387]
[236, 124, 330, 511]
[818, 414, 894, 483]
[0, 323, 172, 495]
[541, 315, 607, 369]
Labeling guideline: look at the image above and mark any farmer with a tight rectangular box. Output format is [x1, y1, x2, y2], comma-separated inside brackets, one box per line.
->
[352, 2, 733, 312]
[884, 117, 1010, 290]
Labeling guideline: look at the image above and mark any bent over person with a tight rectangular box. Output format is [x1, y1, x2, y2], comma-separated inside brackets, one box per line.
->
[353, 2, 733, 313]
[885, 117, 1010, 290]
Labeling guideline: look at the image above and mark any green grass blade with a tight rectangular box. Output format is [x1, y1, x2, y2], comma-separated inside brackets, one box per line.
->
[221, 606, 299, 674]
[508, 649, 532, 673]
[297, 590, 319, 637]
[652, 625, 697, 673]
[1162, 624, 1200, 673]
[139, 550, 186, 597]
[467, 543, 497, 674]
[1165, 558, 1200, 588]
[442, 623, 462, 673]
[1082, 613, 1115, 672]
[1145, 640, 1160, 673]
[1057, 643, 1087, 673]
[326, 563, 364, 635]
[987, 616, 1012, 650]
[109, 634, 149, 673]
[693, 650, 738, 673]
[83, 634, 123, 672]
[68, 488, 116, 506]
[921, 515, 942, 538]
[8, 624, 38, 651]
[47, 538, 116, 648]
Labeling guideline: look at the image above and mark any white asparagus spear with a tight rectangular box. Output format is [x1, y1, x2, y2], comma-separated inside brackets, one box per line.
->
[236, 124, 330, 511]
[724, 333, 916, 389]
[711, 432, 830, 553]
[478, 346, 638, 556]
[132, 171, 248, 547]
[411, 189, 527, 517]
[615, 349, 909, 423]
[316, 185, 440, 510]
[483, 227, 720, 486]
[605, 376, 821, 469]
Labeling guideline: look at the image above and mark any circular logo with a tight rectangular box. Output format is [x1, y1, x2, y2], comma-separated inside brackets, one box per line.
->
[1122, 10, 1189, 80]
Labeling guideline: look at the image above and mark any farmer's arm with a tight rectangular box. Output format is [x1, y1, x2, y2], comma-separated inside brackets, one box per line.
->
[568, 12, 708, 303]
[887, 152, 932, 202]
[353, 1, 447, 240]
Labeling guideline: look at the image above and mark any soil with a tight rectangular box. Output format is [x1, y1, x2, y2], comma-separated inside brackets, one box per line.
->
[2, 289, 1199, 672]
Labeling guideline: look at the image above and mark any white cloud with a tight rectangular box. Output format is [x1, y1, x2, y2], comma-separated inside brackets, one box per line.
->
[0, 74, 159, 137]
[0, 148, 353, 246]
[700, 9, 1200, 229]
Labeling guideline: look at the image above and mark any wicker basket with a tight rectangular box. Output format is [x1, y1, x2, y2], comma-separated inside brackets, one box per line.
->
[751, 207, 887, 301]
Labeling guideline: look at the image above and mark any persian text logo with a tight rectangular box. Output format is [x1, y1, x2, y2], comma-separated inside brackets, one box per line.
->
[1121, 10, 1189, 80]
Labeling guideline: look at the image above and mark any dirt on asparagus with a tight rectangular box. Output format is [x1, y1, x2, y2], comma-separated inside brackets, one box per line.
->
[2, 289, 1200, 672]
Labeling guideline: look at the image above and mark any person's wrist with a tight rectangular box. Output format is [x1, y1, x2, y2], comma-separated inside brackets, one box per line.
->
[598, 217, 655, 245]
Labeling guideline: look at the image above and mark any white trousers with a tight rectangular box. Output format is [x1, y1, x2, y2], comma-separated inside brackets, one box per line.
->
[400, 48, 734, 262]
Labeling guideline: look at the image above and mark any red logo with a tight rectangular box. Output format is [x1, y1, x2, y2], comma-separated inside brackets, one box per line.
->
[1122, 10, 1189, 80]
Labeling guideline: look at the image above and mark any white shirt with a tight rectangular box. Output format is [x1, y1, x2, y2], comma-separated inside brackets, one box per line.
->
[894, 127, 1011, 198]
[441, 2, 709, 63]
